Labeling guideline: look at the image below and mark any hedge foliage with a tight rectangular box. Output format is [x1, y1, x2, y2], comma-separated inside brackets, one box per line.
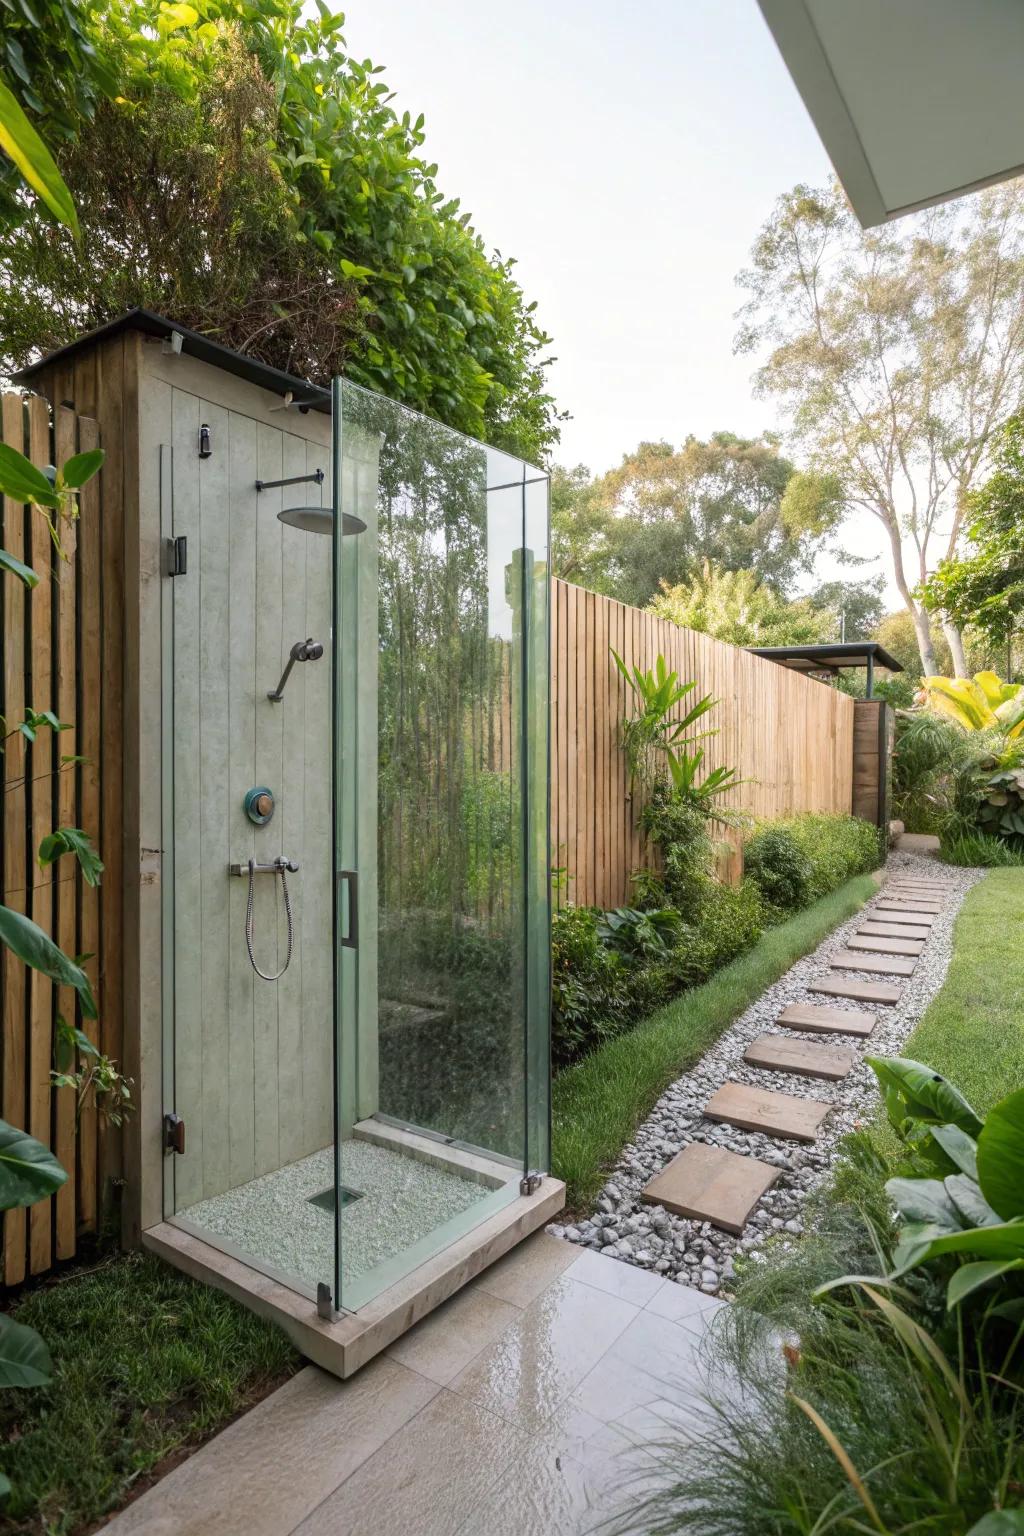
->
[744, 812, 881, 914]
[0, 0, 561, 465]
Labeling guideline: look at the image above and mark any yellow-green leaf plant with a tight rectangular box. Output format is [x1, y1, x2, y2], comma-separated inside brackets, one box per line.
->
[922, 672, 1024, 741]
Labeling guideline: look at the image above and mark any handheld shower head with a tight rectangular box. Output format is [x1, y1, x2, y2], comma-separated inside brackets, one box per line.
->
[268, 637, 324, 702]
[292, 638, 324, 663]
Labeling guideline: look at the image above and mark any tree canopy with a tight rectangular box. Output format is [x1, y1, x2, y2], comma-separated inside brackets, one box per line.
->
[649, 564, 830, 648]
[550, 431, 839, 609]
[737, 179, 1024, 677]
[924, 411, 1024, 657]
[0, 0, 561, 464]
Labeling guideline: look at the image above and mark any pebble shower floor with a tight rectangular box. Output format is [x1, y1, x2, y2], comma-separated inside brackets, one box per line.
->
[549, 851, 982, 1296]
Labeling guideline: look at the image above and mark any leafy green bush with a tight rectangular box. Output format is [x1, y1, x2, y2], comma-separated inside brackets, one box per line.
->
[892, 709, 973, 832]
[745, 813, 879, 912]
[835, 1057, 1024, 1324]
[743, 823, 813, 910]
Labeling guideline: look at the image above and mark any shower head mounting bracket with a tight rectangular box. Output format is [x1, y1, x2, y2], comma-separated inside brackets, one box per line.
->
[255, 469, 324, 493]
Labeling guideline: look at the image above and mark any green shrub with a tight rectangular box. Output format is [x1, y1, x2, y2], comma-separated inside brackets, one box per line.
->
[892, 709, 975, 832]
[639, 783, 714, 914]
[551, 905, 631, 1063]
[745, 812, 880, 912]
[743, 823, 813, 910]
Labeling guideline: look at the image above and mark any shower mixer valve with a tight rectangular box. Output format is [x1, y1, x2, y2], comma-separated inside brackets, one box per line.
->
[228, 855, 299, 877]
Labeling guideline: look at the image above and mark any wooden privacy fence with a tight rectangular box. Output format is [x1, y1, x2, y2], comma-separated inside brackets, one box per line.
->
[0, 392, 121, 1286]
[551, 579, 857, 910]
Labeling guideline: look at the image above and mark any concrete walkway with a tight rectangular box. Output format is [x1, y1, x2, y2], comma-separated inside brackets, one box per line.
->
[105, 1236, 725, 1536]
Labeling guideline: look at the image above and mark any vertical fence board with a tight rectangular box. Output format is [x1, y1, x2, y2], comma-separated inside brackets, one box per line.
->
[54, 406, 78, 1260]
[27, 396, 53, 1274]
[1, 395, 29, 1284]
[76, 416, 102, 1238]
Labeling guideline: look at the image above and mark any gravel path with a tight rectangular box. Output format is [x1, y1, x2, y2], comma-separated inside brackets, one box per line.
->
[550, 850, 985, 1298]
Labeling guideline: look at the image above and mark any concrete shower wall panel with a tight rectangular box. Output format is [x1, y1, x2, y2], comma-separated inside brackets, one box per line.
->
[129, 343, 379, 1221]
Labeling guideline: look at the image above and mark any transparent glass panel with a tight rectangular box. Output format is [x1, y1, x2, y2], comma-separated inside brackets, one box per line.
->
[331, 380, 550, 1311]
[165, 398, 337, 1303]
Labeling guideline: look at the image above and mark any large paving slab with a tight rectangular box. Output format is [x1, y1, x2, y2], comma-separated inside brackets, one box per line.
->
[777, 1000, 877, 1036]
[859, 920, 930, 940]
[831, 948, 917, 976]
[847, 933, 924, 956]
[704, 1081, 831, 1142]
[886, 884, 951, 897]
[808, 974, 902, 1005]
[641, 1142, 779, 1234]
[743, 1033, 855, 1080]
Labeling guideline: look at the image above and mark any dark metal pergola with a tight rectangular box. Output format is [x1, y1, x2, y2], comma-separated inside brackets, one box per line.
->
[745, 642, 904, 699]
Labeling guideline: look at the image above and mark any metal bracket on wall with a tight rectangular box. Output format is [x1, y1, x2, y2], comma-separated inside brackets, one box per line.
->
[164, 1113, 185, 1155]
[165, 535, 187, 576]
[520, 1170, 544, 1197]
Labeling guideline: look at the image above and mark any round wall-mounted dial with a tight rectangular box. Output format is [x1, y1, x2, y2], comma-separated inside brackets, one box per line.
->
[244, 786, 275, 825]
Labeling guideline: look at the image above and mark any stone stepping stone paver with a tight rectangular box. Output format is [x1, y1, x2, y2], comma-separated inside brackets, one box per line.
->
[705, 1081, 831, 1142]
[847, 933, 924, 956]
[887, 884, 950, 897]
[809, 974, 901, 1005]
[831, 948, 917, 976]
[873, 905, 936, 923]
[744, 1033, 855, 1080]
[641, 1142, 779, 1234]
[778, 1000, 877, 1035]
[859, 920, 930, 940]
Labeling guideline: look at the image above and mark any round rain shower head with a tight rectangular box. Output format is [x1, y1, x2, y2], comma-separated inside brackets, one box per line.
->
[277, 506, 366, 537]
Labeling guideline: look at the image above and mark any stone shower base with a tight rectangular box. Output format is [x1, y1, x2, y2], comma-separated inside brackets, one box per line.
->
[176, 1133, 510, 1303]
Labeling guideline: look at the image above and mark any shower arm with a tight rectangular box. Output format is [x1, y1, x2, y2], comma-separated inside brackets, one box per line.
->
[268, 637, 323, 702]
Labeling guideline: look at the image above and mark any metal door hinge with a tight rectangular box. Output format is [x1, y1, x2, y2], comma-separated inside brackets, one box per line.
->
[316, 1282, 339, 1322]
[166, 536, 187, 576]
[164, 1113, 185, 1154]
[520, 1170, 544, 1196]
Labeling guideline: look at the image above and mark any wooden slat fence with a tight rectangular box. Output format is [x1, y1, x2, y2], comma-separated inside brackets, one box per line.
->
[552, 579, 857, 910]
[1, 392, 110, 1285]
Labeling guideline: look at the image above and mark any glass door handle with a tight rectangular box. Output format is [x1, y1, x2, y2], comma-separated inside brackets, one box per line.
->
[338, 869, 358, 949]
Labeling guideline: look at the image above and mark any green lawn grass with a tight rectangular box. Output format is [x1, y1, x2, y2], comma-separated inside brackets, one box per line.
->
[551, 871, 879, 1210]
[0, 1251, 298, 1535]
[885, 868, 1024, 1114]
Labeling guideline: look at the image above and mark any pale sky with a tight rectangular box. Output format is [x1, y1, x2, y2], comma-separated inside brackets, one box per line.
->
[339, 0, 893, 601]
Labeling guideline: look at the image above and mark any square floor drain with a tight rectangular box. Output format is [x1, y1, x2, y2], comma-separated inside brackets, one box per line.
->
[308, 1185, 364, 1213]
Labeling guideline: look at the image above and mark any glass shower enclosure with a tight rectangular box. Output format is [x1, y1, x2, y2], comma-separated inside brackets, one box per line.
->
[166, 376, 550, 1319]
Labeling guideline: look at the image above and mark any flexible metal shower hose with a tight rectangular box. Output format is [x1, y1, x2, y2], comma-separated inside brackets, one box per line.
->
[244, 857, 295, 981]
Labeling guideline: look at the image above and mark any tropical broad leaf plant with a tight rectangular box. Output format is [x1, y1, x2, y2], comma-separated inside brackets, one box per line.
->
[824, 1057, 1024, 1319]
[922, 671, 1024, 741]
[610, 647, 718, 793]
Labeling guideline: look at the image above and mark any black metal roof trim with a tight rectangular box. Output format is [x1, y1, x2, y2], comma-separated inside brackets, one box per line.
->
[746, 641, 904, 673]
[13, 308, 331, 414]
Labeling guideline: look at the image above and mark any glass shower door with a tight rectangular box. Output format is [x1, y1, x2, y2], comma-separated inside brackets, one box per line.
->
[330, 379, 550, 1313]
